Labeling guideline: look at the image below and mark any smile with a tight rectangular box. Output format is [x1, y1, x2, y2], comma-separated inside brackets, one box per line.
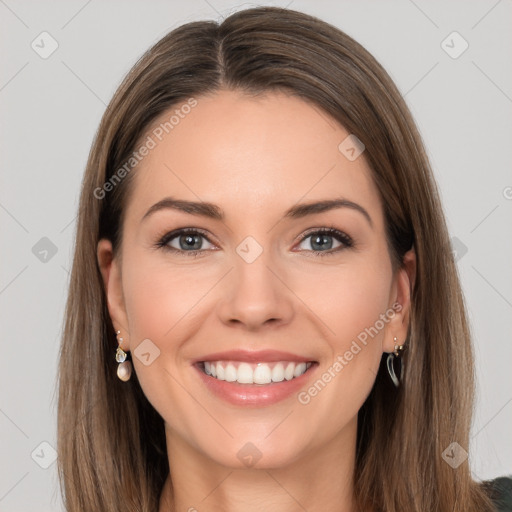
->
[201, 360, 313, 385]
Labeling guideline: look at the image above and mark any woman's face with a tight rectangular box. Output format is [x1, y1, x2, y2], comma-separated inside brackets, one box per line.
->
[98, 89, 413, 469]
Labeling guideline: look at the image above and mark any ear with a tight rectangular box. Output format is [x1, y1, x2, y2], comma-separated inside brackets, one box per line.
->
[383, 247, 416, 353]
[97, 239, 131, 350]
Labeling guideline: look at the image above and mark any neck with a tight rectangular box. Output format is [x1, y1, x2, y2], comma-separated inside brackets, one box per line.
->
[159, 417, 360, 512]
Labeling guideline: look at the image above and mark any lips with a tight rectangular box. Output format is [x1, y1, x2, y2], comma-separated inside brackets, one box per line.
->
[193, 349, 314, 364]
[192, 349, 318, 406]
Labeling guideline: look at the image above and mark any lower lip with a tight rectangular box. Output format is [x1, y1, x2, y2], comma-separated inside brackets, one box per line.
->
[194, 363, 318, 407]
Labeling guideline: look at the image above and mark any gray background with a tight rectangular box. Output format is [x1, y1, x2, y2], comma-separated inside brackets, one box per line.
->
[1, 0, 511, 510]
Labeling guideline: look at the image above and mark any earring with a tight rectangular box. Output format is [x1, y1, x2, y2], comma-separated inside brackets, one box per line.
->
[115, 330, 132, 382]
[386, 336, 405, 388]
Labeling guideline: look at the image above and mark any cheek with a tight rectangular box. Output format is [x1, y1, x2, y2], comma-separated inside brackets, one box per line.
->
[293, 255, 393, 350]
[120, 252, 217, 429]
[335, 267, 391, 343]
[122, 251, 219, 341]
[293, 258, 392, 432]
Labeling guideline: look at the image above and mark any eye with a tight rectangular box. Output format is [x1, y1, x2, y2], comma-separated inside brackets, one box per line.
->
[156, 228, 216, 255]
[155, 227, 353, 257]
[295, 228, 353, 255]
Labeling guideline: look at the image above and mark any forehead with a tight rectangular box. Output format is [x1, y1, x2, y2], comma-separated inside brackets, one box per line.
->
[124, 89, 382, 226]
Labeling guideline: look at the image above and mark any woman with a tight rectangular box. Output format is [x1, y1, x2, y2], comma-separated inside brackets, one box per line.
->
[57, 6, 511, 511]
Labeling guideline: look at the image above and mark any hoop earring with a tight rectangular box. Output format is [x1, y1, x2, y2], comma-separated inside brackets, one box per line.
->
[386, 336, 405, 388]
[115, 330, 132, 382]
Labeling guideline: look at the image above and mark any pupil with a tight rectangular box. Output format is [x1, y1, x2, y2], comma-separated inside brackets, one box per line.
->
[312, 234, 332, 251]
[180, 234, 201, 250]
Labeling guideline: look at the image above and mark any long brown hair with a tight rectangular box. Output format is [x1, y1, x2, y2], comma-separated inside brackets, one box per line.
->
[57, 7, 496, 511]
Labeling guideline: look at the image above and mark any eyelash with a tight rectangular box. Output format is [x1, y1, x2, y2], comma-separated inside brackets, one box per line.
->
[155, 227, 354, 258]
[297, 227, 354, 257]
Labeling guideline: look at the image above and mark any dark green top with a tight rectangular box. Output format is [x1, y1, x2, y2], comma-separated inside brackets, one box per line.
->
[483, 476, 512, 511]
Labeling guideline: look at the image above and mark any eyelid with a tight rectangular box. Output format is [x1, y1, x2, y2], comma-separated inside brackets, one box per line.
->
[293, 227, 353, 252]
[297, 226, 351, 242]
[156, 227, 218, 253]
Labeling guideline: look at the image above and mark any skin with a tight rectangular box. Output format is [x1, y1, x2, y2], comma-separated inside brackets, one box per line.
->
[98, 90, 416, 512]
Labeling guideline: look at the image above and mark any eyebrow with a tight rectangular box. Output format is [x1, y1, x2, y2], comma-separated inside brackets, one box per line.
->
[141, 196, 373, 227]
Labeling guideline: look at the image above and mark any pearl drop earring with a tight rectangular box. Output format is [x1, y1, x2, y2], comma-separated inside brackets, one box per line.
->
[115, 330, 132, 382]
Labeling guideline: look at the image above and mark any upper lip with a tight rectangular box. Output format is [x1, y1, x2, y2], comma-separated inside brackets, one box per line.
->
[193, 349, 315, 364]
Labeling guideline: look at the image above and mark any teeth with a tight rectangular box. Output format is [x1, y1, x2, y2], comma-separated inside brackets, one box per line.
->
[202, 360, 312, 384]
[293, 362, 307, 377]
[284, 362, 295, 381]
[225, 363, 237, 382]
[271, 363, 285, 382]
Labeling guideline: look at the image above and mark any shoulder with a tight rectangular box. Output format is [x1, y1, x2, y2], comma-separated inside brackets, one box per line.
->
[481, 476, 512, 512]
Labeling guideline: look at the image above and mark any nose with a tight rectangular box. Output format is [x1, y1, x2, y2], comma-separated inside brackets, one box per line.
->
[216, 252, 295, 331]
